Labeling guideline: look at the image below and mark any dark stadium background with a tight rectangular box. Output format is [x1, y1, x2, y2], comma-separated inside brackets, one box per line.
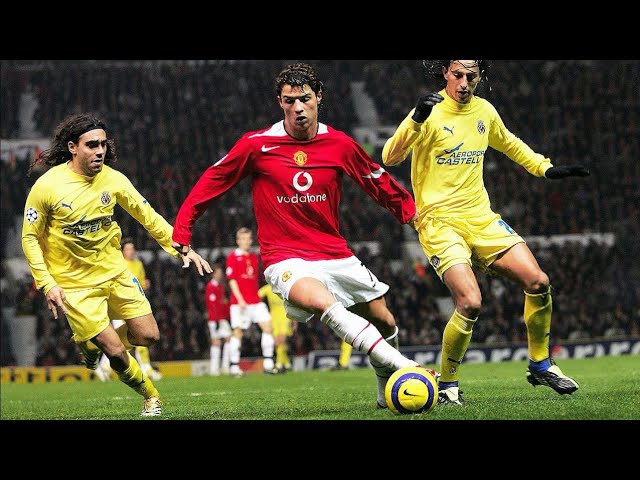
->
[1, 60, 638, 369]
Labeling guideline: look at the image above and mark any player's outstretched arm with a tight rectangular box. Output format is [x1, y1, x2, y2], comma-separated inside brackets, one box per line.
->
[171, 242, 213, 276]
[545, 165, 591, 179]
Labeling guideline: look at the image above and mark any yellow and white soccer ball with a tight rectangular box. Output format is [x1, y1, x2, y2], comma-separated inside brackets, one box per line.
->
[384, 366, 439, 415]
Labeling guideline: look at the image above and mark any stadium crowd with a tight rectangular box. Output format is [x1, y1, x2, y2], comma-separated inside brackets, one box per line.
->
[1, 60, 638, 366]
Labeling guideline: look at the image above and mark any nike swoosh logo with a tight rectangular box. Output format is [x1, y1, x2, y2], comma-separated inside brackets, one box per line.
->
[402, 388, 419, 397]
[261, 145, 280, 152]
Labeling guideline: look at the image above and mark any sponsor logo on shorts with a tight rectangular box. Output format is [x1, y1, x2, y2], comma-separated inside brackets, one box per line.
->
[430, 256, 440, 268]
[281, 271, 292, 282]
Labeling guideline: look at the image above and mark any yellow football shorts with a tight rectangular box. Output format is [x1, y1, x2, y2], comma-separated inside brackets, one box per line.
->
[65, 269, 152, 343]
[417, 211, 525, 279]
[271, 313, 293, 337]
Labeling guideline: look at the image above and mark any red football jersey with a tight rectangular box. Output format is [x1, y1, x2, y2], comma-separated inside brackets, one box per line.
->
[225, 248, 261, 305]
[173, 121, 416, 268]
[205, 278, 230, 322]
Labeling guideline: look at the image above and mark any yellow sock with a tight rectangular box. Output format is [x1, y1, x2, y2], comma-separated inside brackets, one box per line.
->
[115, 323, 134, 350]
[276, 343, 289, 367]
[136, 346, 151, 366]
[115, 352, 159, 399]
[439, 310, 476, 383]
[338, 341, 353, 367]
[524, 287, 552, 362]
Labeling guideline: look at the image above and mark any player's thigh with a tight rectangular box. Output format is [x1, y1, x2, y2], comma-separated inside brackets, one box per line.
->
[418, 218, 472, 280]
[107, 270, 155, 337]
[64, 285, 111, 343]
[468, 214, 524, 273]
[490, 242, 547, 288]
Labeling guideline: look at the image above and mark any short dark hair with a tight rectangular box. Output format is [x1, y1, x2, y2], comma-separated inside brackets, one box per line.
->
[120, 236, 135, 249]
[274, 63, 324, 97]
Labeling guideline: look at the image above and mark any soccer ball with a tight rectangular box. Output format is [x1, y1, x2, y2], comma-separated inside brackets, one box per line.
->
[384, 366, 439, 415]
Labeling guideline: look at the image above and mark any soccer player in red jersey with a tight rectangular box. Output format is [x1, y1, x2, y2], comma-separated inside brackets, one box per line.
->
[172, 63, 422, 408]
[226, 227, 276, 376]
[205, 263, 232, 376]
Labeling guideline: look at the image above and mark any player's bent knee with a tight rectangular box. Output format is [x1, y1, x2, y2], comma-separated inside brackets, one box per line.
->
[522, 272, 550, 294]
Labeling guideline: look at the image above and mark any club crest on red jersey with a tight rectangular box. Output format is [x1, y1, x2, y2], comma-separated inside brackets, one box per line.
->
[294, 151, 307, 166]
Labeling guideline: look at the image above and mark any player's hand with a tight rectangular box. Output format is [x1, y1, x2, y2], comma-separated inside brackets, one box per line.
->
[172, 242, 213, 276]
[411, 92, 444, 123]
[545, 165, 591, 179]
[45, 285, 68, 319]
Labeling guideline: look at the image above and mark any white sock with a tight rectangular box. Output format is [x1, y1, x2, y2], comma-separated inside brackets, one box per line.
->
[210, 345, 221, 374]
[99, 353, 111, 370]
[229, 336, 241, 368]
[370, 326, 401, 408]
[320, 303, 417, 371]
[261, 332, 275, 370]
[221, 342, 230, 372]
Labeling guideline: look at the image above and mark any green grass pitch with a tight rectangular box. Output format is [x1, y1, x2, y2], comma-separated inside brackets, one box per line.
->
[2, 356, 638, 420]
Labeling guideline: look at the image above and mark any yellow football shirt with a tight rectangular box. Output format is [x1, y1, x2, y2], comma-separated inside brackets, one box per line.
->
[22, 163, 180, 294]
[382, 90, 553, 220]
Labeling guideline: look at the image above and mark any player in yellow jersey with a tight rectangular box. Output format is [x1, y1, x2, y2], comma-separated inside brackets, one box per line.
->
[22, 113, 212, 416]
[258, 283, 293, 373]
[383, 60, 590, 405]
[96, 237, 163, 382]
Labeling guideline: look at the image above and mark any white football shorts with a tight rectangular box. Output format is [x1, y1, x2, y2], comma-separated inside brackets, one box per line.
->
[230, 302, 271, 330]
[208, 319, 232, 339]
[263, 256, 390, 323]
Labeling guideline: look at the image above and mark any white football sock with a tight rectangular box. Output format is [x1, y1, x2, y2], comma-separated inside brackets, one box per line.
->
[320, 303, 416, 371]
[261, 332, 275, 370]
[210, 345, 221, 374]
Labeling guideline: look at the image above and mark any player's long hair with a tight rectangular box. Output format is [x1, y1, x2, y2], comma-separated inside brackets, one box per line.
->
[28, 113, 117, 176]
[274, 63, 325, 112]
[422, 60, 491, 95]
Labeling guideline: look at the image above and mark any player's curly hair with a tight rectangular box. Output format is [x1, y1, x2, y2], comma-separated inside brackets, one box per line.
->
[274, 62, 324, 98]
[422, 60, 491, 94]
[28, 113, 117, 176]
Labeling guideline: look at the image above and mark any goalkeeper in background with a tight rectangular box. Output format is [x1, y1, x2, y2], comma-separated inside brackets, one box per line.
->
[383, 60, 590, 405]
